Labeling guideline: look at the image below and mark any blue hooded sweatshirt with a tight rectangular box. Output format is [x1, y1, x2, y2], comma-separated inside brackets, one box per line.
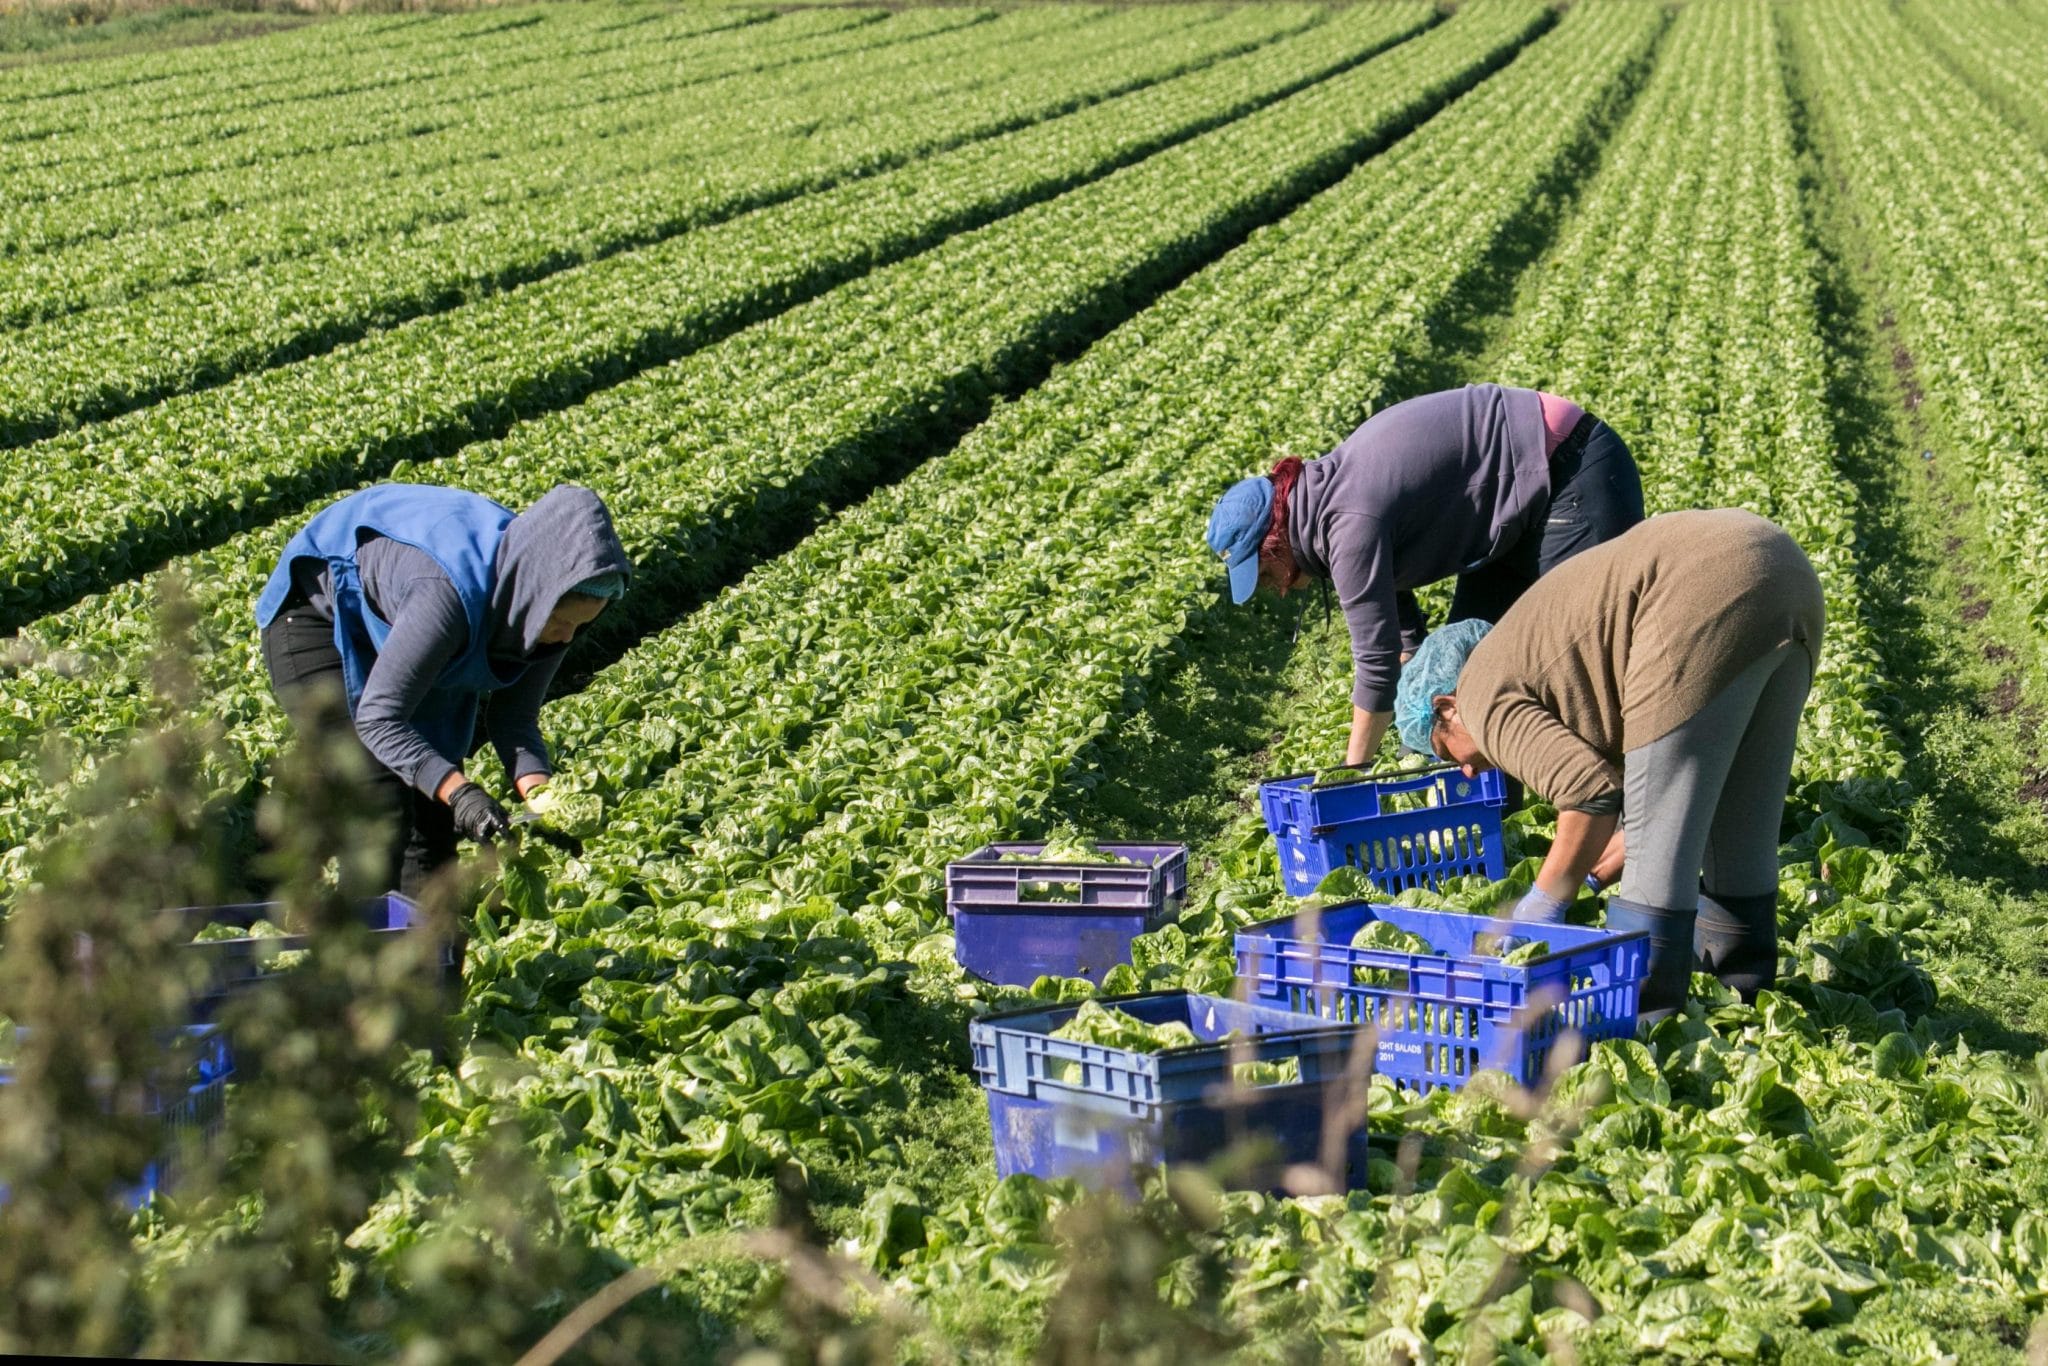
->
[256, 484, 631, 794]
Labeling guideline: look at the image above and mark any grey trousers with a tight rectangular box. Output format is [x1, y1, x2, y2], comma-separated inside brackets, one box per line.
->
[1617, 642, 1813, 908]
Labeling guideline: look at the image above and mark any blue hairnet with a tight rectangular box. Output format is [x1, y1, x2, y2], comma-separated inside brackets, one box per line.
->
[1394, 618, 1493, 757]
[568, 572, 626, 601]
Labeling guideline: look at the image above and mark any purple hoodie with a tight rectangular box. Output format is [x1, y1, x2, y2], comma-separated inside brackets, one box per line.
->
[1285, 384, 1553, 712]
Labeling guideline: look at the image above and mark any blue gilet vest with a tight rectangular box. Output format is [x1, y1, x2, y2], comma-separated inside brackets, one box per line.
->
[255, 485, 524, 764]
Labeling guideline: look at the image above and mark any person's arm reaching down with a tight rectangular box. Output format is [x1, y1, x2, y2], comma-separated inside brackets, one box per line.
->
[1538, 807, 1620, 899]
[1346, 708, 1392, 766]
[351, 580, 470, 801]
[1324, 514, 1408, 753]
[1394, 589, 1429, 656]
[486, 649, 565, 800]
[1479, 693, 1624, 922]
[1588, 825, 1626, 889]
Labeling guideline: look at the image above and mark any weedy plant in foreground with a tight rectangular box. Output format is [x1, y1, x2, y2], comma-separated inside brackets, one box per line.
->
[0, 588, 707, 1361]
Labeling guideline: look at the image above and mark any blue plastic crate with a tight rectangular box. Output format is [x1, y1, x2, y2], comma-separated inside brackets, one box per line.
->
[173, 892, 454, 1017]
[0, 1025, 233, 1209]
[1234, 902, 1646, 1091]
[948, 842, 1189, 986]
[1258, 765, 1508, 897]
[969, 990, 1371, 1189]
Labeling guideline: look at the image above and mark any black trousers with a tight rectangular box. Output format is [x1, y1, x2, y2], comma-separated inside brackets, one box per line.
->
[260, 609, 458, 896]
[1447, 414, 1646, 626]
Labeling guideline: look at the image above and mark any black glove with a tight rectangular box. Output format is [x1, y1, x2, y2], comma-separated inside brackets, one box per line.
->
[449, 783, 511, 845]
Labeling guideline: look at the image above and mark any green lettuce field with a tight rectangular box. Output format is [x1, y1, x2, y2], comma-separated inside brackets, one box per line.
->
[3, 1, 2047, 1359]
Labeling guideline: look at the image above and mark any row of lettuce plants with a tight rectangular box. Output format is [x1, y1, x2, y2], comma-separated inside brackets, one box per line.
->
[911, 4, 2043, 1356]
[0, 0, 1475, 880]
[1789, 0, 2048, 658]
[0, 7, 1121, 326]
[2, 8, 932, 253]
[0, 1, 1443, 627]
[0, 5, 586, 113]
[0, 7, 1302, 439]
[0, 3, 791, 163]
[1898, 0, 2048, 150]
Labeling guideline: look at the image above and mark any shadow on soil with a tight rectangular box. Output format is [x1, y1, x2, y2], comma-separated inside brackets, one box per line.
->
[803, 978, 995, 1235]
[1039, 597, 1297, 847]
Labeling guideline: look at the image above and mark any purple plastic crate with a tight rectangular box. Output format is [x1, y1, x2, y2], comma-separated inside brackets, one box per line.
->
[1234, 901, 1646, 1091]
[1258, 765, 1508, 897]
[0, 1025, 232, 1209]
[174, 892, 454, 1017]
[970, 990, 1372, 1190]
[947, 842, 1188, 986]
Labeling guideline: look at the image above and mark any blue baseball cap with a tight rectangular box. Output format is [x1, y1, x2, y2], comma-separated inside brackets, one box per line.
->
[1205, 476, 1274, 605]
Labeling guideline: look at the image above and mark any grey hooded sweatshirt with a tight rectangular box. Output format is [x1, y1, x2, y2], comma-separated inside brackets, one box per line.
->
[1285, 384, 1553, 713]
[288, 485, 633, 797]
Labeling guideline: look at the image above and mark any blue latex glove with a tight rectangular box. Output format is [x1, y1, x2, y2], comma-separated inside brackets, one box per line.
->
[1512, 886, 1573, 924]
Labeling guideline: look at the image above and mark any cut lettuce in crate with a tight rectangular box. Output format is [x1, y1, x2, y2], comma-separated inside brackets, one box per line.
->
[1230, 1055, 1301, 1087]
[1045, 1001, 1299, 1088]
[996, 827, 1131, 865]
[1307, 870, 1551, 975]
[1349, 918, 1440, 990]
[1303, 865, 1379, 909]
[1306, 757, 1441, 812]
[1049, 1000, 1199, 1055]
[1471, 931, 1551, 966]
[191, 918, 288, 943]
[999, 826, 1130, 901]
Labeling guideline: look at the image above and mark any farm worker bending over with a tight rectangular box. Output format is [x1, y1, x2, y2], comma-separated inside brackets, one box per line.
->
[255, 483, 632, 894]
[1393, 509, 1825, 1017]
[1206, 384, 1644, 765]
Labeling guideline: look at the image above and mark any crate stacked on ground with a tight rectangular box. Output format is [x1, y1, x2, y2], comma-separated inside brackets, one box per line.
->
[947, 841, 1188, 985]
[1234, 900, 1647, 1092]
[0, 1025, 233, 1209]
[969, 990, 1375, 1190]
[1259, 763, 1508, 897]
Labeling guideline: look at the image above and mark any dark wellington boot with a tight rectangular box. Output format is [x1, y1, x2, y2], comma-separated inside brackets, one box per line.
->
[1694, 890, 1780, 1002]
[1604, 897, 1698, 1021]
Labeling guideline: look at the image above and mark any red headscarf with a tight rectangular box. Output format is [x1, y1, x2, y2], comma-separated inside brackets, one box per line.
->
[1262, 456, 1304, 583]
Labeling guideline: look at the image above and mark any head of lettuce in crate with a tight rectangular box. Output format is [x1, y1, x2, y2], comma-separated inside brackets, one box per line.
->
[254, 483, 631, 895]
[1206, 385, 1644, 768]
[1388, 508, 1826, 1020]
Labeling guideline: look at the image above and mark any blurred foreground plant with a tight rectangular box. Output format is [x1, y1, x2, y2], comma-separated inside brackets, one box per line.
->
[0, 582, 706, 1361]
[0, 585, 236, 1353]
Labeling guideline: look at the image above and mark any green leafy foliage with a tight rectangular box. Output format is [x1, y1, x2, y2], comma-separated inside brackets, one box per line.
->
[1348, 917, 1438, 990]
[1049, 1000, 1200, 1055]
[1309, 865, 1380, 905]
[190, 918, 284, 943]
[1791, 0, 2048, 646]
[0, 6, 1313, 442]
[521, 786, 603, 842]
[5, 0, 2046, 1358]
[0, 0, 1421, 627]
[0, 0, 1440, 872]
[878, 3, 2048, 1357]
